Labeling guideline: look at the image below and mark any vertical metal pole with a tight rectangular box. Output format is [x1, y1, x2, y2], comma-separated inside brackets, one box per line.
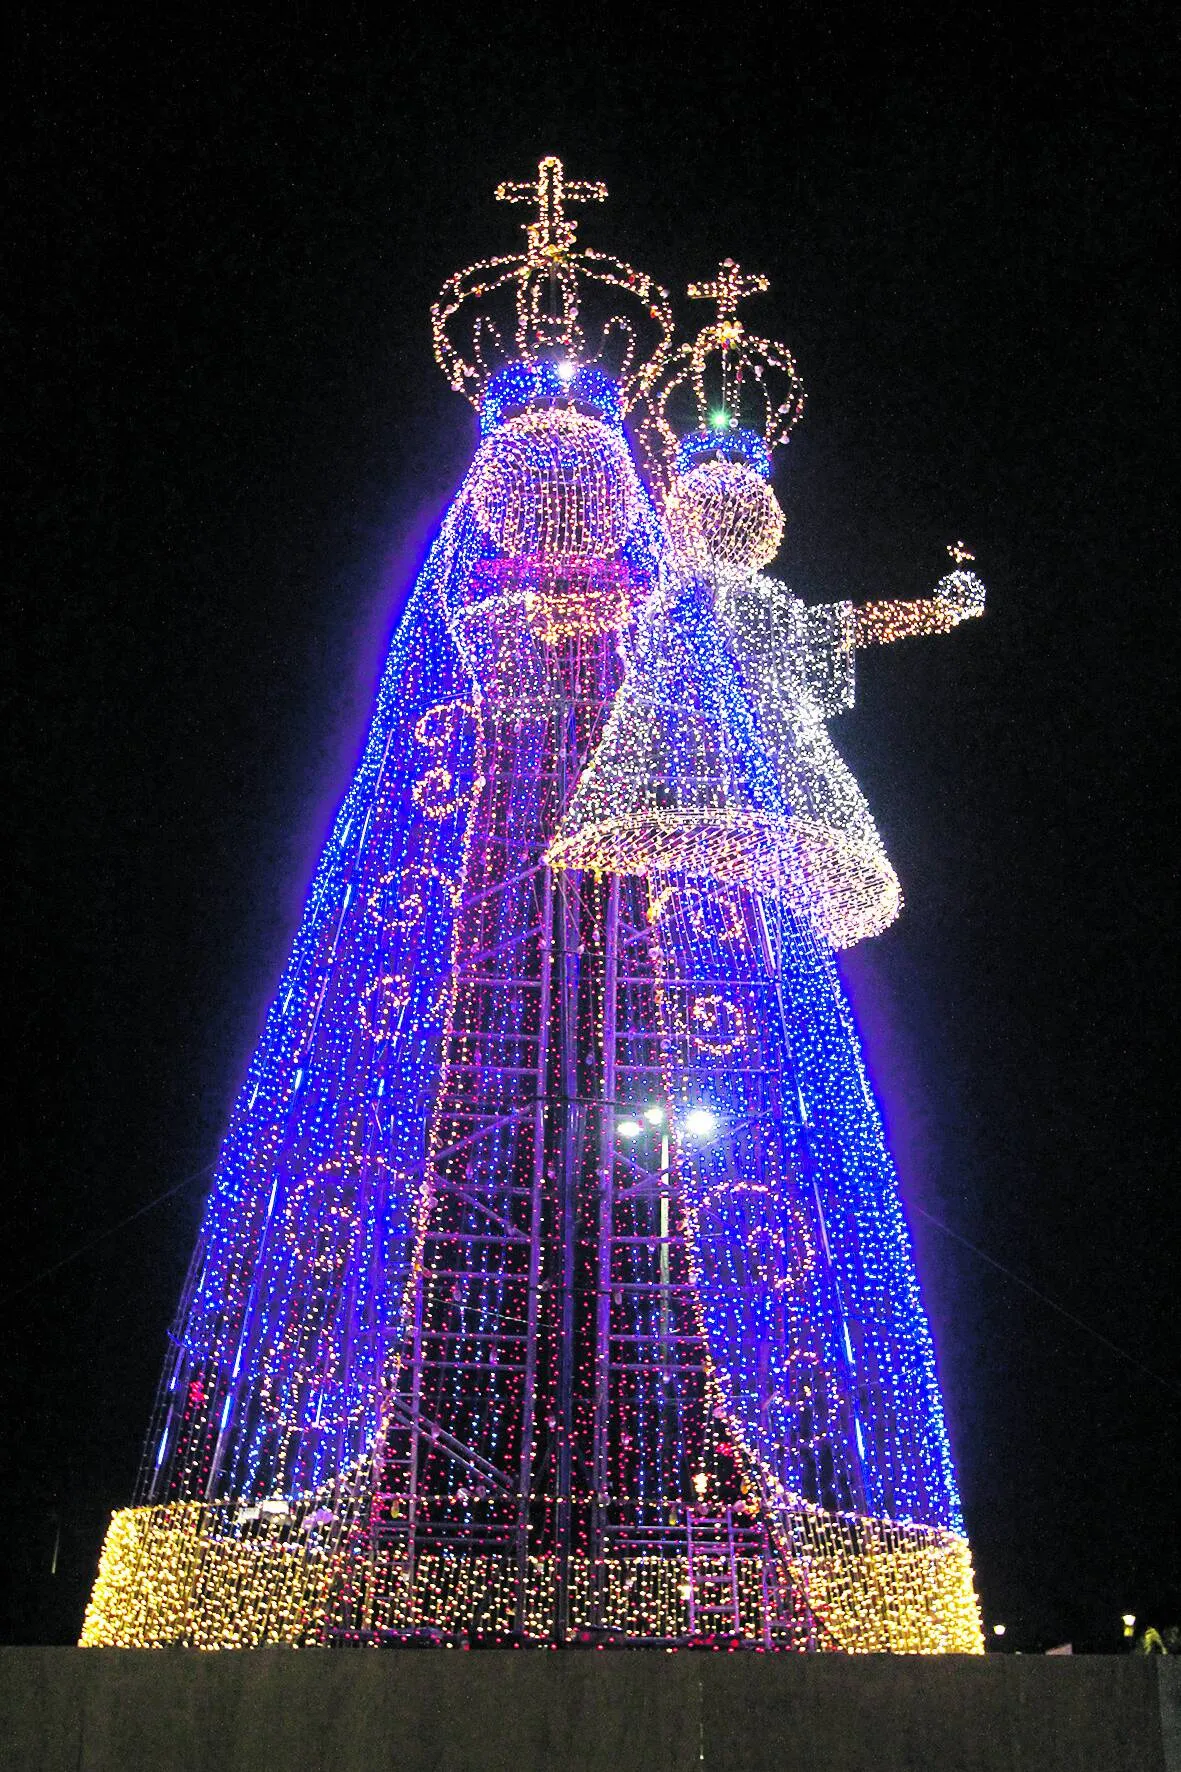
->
[553, 692, 578, 1644]
[590, 871, 620, 1628]
[659, 1127, 671, 1370]
[514, 862, 553, 1635]
[402, 1184, 429, 1616]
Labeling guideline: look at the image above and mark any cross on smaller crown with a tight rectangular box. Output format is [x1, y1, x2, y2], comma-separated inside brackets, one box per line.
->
[687, 259, 770, 330]
[495, 156, 607, 261]
[947, 540, 975, 565]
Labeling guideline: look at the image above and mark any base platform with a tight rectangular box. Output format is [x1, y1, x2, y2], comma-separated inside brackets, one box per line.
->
[2, 1647, 1178, 1771]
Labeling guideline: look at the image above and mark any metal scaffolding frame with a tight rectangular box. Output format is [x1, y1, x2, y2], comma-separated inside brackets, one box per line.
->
[351, 615, 804, 1646]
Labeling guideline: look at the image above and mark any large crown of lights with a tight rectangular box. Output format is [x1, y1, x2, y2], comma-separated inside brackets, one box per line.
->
[655, 262, 806, 569]
[432, 156, 675, 415]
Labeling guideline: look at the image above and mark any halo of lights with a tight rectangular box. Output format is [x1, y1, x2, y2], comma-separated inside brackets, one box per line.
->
[676, 427, 773, 480]
[480, 359, 624, 434]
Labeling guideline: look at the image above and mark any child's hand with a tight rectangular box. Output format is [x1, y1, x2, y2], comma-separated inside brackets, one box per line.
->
[933, 569, 987, 624]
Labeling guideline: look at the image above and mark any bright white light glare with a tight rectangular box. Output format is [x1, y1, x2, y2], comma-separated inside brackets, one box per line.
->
[991, 1623, 1006, 1637]
[683, 1107, 718, 1137]
[616, 1118, 643, 1139]
[642, 1105, 665, 1126]
[556, 359, 576, 383]
[1122, 1613, 1136, 1629]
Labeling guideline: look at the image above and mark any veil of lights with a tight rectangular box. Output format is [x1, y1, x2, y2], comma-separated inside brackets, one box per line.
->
[81, 161, 985, 1657]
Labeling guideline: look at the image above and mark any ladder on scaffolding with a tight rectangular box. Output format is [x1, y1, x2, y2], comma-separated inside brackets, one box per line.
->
[686, 1506, 815, 1648]
[685, 1507, 745, 1638]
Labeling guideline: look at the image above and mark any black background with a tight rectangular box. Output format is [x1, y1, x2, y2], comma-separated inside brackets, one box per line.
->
[5, 6, 1177, 1650]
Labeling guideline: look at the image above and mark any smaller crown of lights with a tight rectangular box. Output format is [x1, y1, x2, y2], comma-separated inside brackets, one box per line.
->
[650, 258, 807, 478]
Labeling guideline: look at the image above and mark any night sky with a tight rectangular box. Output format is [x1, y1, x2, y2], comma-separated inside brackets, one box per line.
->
[5, 10, 1177, 1649]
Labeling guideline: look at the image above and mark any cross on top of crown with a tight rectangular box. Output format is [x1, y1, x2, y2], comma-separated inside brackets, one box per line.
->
[495, 156, 608, 262]
[687, 258, 770, 332]
[947, 540, 976, 565]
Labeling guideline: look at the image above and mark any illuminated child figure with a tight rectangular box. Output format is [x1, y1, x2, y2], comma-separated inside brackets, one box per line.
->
[82, 163, 985, 1653]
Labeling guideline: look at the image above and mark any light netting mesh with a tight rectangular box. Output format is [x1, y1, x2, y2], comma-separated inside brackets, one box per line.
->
[548, 561, 901, 948]
[468, 406, 640, 559]
[547, 574, 798, 889]
[669, 458, 786, 569]
[80, 1493, 979, 1653]
[712, 565, 902, 948]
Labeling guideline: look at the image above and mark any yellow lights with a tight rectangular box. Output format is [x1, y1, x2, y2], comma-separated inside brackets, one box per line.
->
[78, 1503, 338, 1649]
[431, 157, 674, 413]
[82, 160, 989, 1664]
[80, 1493, 981, 1654]
[450, 559, 644, 720]
[777, 1501, 983, 1655]
[688, 259, 770, 327]
[551, 810, 802, 894]
[468, 408, 640, 560]
[453, 560, 643, 717]
[495, 155, 607, 262]
[650, 257, 805, 478]
[854, 568, 987, 647]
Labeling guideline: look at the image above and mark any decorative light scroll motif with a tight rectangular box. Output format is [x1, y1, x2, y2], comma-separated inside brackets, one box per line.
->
[691, 992, 749, 1057]
[366, 865, 462, 938]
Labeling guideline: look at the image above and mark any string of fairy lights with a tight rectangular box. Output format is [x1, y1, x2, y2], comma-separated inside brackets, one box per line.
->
[82, 157, 984, 1656]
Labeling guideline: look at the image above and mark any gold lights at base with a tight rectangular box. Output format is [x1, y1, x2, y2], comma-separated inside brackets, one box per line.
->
[80, 1493, 981, 1654]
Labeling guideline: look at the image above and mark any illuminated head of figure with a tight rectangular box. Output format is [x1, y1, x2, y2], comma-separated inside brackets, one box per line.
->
[669, 436, 786, 570]
[470, 398, 641, 561]
[654, 259, 804, 571]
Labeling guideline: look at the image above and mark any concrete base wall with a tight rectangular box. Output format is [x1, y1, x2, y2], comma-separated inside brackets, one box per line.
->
[2, 1647, 1178, 1772]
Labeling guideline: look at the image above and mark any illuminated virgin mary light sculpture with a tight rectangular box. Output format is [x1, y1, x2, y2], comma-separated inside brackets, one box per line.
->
[83, 159, 985, 1652]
